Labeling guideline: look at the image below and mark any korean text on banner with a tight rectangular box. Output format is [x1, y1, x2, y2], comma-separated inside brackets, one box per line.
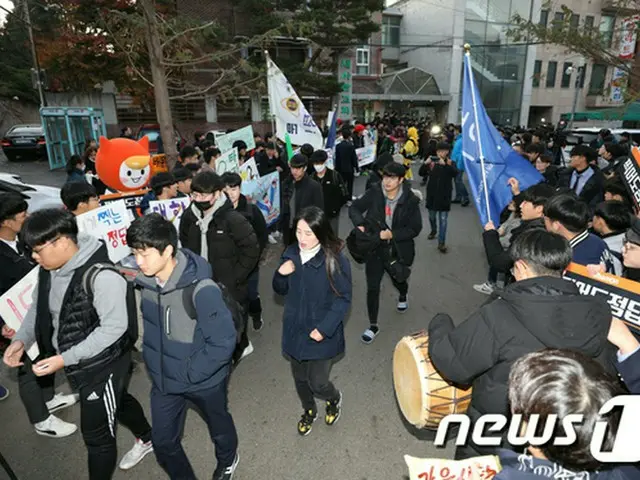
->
[564, 262, 640, 335]
[215, 147, 240, 175]
[149, 197, 190, 233]
[239, 157, 260, 182]
[0, 267, 40, 360]
[266, 55, 323, 150]
[621, 147, 640, 210]
[619, 16, 639, 60]
[356, 144, 376, 168]
[216, 125, 256, 153]
[337, 57, 353, 122]
[241, 171, 281, 226]
[77, 200, 131, 263]
[610, 67, 626, 103]
[404, 454, 500, 480]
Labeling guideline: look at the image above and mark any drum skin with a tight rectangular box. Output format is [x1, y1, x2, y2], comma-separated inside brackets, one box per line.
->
[393, 331, 472, 429]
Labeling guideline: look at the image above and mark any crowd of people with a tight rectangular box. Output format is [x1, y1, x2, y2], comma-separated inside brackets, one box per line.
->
[0, 115, 639, 480]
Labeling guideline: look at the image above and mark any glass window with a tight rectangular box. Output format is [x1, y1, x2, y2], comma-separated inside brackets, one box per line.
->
[539, 9, 549, 26]
[356, 46, 370, 75]
[570, 14, 580, 32]
[585, 15, 594, 30]
[599, 16, 615, 47]
[382, 15, 401, 47]
[546, 61, 558, 87]
[553, 12, 565, 31]
[561, 62, 573, 88]
[589, 64, 607, 95]
[533, 60, 542, 87]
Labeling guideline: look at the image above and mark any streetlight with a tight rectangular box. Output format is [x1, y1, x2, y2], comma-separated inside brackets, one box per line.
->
[566, 62, 584, 131]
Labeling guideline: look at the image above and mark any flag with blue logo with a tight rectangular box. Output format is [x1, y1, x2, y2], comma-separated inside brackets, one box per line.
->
[461, 52, 543, 227]
[325, 109, 338, 150]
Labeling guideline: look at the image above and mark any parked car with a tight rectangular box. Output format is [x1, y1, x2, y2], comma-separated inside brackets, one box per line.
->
[136, 124, 187, 154]
[1, 124, 47, 162]
[0, 173, 62, 211]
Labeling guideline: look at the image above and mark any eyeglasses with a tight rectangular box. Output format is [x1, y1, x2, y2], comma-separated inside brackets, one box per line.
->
[31, 237, 61, 255]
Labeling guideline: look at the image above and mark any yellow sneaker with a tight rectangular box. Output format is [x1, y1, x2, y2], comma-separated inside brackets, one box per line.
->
[297, 409, 317, 436]
[325, 392, 342, 426]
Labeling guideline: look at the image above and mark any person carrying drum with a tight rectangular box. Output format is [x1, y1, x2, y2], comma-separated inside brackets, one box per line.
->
[427, 229, 616, 459]
[273, 206, 352, 436]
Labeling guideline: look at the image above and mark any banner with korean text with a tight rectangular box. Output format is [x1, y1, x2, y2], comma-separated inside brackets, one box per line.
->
[148, 197, 191, 233]
[216, 125, 256, 153]
[215, 147, 240, 175]
[356, 144, 376, 168]
[241, 171, 280, 226]
[0, 267, 40, 360]
[77, 200, 131, 263]
[621, 146, 640, 210]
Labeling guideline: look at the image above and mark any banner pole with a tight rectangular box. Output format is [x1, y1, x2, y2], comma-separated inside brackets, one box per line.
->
[464, 44, 492, 224]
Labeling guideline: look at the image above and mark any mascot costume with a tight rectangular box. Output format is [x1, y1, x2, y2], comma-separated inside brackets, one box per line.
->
[95, 136, 152, 193]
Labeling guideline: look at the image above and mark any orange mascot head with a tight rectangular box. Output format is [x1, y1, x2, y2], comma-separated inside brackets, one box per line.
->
[95, 136, 151, 192]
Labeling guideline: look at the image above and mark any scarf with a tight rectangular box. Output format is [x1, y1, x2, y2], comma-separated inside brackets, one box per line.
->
[192, 194, 228, 260]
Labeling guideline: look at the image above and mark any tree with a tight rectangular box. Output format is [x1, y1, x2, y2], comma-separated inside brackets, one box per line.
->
[508, 1, 640, 100]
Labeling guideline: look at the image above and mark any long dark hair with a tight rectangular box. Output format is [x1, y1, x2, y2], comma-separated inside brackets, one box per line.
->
[294, 206, 345, 295]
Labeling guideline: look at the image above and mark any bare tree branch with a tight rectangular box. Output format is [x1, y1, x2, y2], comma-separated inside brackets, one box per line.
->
[161, 20, 218, 49]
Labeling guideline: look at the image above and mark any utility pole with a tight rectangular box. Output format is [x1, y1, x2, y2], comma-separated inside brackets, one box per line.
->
[22, 0, 46, 107]
[567, 64, 584, 131]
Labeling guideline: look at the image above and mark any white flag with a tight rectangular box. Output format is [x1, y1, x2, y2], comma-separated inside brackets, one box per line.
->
[266, 55, 323, 150]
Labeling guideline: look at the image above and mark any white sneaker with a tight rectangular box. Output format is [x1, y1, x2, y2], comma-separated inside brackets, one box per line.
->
[46, 392, 79, 414]
[34, 414, 77, 438]
[268, 234, 278, 245]
[119, 438, 154, 470]
[473, 282, 496, 295]
[240, 342, 254, 361]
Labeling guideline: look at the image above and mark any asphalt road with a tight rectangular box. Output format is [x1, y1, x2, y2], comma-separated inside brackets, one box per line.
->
[0, 159, 490, 480]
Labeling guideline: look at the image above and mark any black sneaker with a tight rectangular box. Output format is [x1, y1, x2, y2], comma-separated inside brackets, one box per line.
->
[297, 409, 317, 436]
[212, 453, 239, 480]
[325, 392, 342, 426]
[251, 314, 264, 332]
[428, 232, 437, 240]
[438, 243, 448, 254]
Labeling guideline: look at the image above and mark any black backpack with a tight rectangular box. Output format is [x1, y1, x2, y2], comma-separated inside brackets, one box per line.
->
[182, 279, 245, 344]
[82, 263, 139, 347]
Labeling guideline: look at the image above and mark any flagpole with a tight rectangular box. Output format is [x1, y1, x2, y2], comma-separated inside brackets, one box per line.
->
[464, 43, 492, 224]
[265, 51, 277, 141]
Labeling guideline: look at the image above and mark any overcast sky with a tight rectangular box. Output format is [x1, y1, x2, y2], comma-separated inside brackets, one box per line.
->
[0, 0, 14, 25]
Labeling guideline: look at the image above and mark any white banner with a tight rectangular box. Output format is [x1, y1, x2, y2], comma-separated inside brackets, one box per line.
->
[0, 267, 40, 360]
[267, 55, 323, 149]
[148, 197, 191, 234]
[239, 157, 260, 182]
[619, 16, 639, 60]
[356, 144, 377, 168]
[76, 200, 131, 263]
[216, 125, 256, 153]
[215, 147, 240, 175]
[241, 171, 281, 226]
[610, 67, 626, 103]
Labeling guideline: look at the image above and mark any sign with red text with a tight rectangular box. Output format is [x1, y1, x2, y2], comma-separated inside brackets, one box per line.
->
[77, 200, 131, 263]
[404, 454, 500, 480]
[0, 267, 40, 360]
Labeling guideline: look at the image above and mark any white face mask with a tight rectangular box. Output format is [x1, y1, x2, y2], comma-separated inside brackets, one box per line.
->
[313, 164, 325, 173]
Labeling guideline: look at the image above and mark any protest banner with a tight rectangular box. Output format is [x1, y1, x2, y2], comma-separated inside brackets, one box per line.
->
[216, 125, 256, 153]
[77, 200, 131, 263]
[0, 267, 40, 360]
[239, 157, 260, 182]
[325, 148, 335, 170]
[150, 154, 168, 175]
[241, 171, 280, 226]
[620, 146, 640, 210]
[404, 454, 499, 480]
[215, 147, 240, 175]
[149, 197, 191, 233]
[100, 189, 148, 219]
[356, 144, 376, 168]
[564, 263, 640, 334]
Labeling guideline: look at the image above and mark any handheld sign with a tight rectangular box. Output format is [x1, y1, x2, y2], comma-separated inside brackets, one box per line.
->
[148, 197, 191, 233]
[620, 146, 640, 210]
[0, 267, 40, 360]
[563, 263, 640, 333]
[404, 454, 500, 480]
[356, 144, 376, 168]
[77, 200, 131, 263]
[239, 157, 259, 182]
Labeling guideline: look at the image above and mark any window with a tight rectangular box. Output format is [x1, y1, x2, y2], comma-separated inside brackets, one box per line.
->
[579, 66, 586, 88]
[533, 60, 542, 87]
[356, 46, 370, 75]
[570, 14, 580, 32]
[584, 15, 595, 31]
[382, 15, 401, 47]
[589, 64, 607, 95]
[561, 62, 573, 88]
[599, 15, 615, 47]
[539, 10, 549, 26]
[546, 61, 558, 87]
[553, 12, 565, 31]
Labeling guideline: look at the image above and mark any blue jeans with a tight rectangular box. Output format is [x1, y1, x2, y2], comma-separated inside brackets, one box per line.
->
[454, 171, 469, 202]
[247, 267, 262, 316]
[429, 210, 449, 244]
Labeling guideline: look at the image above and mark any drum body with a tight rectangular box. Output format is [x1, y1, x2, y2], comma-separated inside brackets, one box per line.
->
[393, 331, 472, 429]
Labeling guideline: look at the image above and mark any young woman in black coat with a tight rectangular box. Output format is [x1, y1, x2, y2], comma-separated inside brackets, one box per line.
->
[272, 206, 352, 436]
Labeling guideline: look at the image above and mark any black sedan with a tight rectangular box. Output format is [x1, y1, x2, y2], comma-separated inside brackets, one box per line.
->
[1, 124, 47, 162]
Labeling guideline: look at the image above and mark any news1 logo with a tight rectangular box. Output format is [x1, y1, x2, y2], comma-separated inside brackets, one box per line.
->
[434, 395, 640, 463]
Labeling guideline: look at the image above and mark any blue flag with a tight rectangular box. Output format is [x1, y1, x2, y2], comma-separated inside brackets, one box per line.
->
[461, 54, 543, 227]
[325, 110, 337, 149]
